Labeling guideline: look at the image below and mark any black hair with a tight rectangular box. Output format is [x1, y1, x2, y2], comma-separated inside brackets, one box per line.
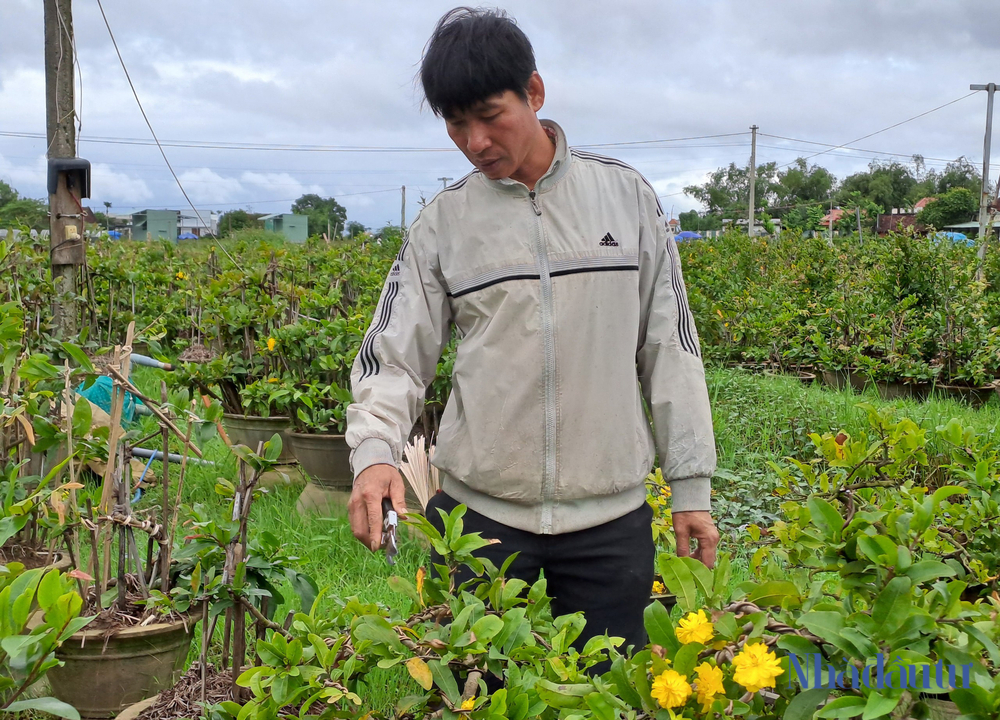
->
[420, 7, 536, 118]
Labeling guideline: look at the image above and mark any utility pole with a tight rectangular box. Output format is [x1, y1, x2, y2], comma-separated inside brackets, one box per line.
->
[45, 0, 85, 339]
[438, 176, 453, 191]
[400, 185, 406, 229]
[972, 83, 996, 281]
[855, 205, 864, 244]
[747, 125, 758, 237]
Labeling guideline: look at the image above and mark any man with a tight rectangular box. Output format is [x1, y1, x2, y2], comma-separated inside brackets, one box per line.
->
[346, 7, 718, 655]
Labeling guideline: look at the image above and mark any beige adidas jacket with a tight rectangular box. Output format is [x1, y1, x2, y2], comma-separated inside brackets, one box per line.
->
[346, 120, 716, 534]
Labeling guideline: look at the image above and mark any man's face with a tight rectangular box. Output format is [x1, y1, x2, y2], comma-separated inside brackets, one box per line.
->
[444, 73, 545, 181]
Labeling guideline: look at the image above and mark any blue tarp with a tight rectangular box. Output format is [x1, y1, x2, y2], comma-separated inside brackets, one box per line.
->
[933, 231, 972, 245]
[178, 232, 198, 239]
[675, 231, 702, 241]
[76, 375, 144, 424]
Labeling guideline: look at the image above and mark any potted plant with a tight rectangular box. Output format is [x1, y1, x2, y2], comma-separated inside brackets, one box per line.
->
[116, 435, 317, 718]
[36, 334, 209, 718]
[264, 318, 363, 513]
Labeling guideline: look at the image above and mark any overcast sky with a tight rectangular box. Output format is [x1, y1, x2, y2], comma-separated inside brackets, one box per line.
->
[2, 0, 999, 228]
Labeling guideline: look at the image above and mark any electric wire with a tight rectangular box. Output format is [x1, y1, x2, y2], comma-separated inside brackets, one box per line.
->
[774, 90, 981, 170]
[94, 0, 243, 271]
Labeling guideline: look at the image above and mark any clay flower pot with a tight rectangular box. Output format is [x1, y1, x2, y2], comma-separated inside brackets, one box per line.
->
[31, 612, 196, 718]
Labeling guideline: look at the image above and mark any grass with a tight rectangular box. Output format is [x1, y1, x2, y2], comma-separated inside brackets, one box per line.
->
[76, 365, 1000, 713]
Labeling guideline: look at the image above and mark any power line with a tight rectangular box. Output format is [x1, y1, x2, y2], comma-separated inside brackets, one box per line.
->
[94, 0, 243, 271]
[758, 133, 1000, 169]
[576, 132, 749, 148]
[775, 90, 982, 170]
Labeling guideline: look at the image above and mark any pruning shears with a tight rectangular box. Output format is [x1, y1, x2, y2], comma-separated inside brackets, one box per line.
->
[381, 498, 398, 565]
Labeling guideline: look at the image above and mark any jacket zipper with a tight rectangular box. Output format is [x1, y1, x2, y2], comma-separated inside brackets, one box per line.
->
[529, 190, 557, 533]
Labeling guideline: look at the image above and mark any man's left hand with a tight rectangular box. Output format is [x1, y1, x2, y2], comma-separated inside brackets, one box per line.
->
[673, 511, 719, 568]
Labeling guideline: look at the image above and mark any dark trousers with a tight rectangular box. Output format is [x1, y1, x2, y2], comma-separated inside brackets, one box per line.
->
[425, 492, 654, 660]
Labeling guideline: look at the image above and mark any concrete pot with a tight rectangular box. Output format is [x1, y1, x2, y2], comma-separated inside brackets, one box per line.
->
[222, 413, 296, 464]
[290, 432, 353, 515]
[936, 382, 998, 408]
[875, 379, 930, 402]
[288, 432, 352, 491]
[34, 612, 196, 718]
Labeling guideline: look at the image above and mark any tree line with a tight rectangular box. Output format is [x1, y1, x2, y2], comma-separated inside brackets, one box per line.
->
[680, 155, 984, 233]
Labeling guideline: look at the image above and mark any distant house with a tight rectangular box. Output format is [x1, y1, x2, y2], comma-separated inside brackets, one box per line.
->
[261, 213, 308, 242]
[667, 218, 680, 234]
[818, 208, 846, 228]
[131, 210, 178, 241]
[877, 210, 918, 234]
[178, 211, 218, 238]
[913, 197, 936, 211]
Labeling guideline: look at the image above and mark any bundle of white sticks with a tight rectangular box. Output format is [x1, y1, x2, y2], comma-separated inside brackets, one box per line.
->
[399, 435, 440, 511]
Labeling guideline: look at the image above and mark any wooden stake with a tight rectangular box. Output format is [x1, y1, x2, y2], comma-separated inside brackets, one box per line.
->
[159, 382, 170, 593]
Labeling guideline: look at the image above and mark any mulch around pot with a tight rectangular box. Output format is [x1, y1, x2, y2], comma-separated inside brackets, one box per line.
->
[176, 345, 216, 363]
[135, 663, 232, 720]
[0, 543, 60, 570]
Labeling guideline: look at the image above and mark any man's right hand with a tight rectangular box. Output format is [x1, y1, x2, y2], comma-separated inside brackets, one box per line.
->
[348, 464, 408, 552]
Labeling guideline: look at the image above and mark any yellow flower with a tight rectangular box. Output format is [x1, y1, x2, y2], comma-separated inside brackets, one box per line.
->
[266, 337, 277, 352]
[694, 662, 725, 713]
[650, 669, 692, 709]
[652, 580, 665, 595]
[175, 271, 186, 280]
[460, 697, 475, 711]
[267, 377, 279, 383]
[676, 609, 714, 645]
[732, 642, 784, 693]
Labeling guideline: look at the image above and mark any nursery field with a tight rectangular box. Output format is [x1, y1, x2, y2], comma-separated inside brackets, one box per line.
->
[1, 228, 999, 719]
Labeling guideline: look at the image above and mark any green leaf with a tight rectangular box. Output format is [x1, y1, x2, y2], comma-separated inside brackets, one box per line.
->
[783, 688, 829, 720]
[748, 580, 801, 608]
[903, 560, 955, 585]
[36, 568, 62, 611]
[71, 396, 92, 438]
[964, 624, 1000, 666]
[862, 691, 900, 720]
[60, 342, 95, 374]
[642, 601, 678, 653]
[871, 577, 912, 639]
[672, 643, 702, 676]
[3, 697, 80, 720]
[657, 556, 697, 613]
[808, 496, 844, 540]
[609, 657, 643, 709]
[815, 695, 865, 718]
[470, 614, 504, 643]
[428, 659, 461, 706]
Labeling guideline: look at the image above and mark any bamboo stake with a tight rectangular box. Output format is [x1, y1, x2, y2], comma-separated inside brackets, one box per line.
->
[99, 322, 135, 510]
[105, 366, 203, 459]
[159, 382, 170, 593]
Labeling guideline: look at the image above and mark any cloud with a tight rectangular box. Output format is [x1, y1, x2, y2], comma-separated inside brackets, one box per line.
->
[176, 168, 244, 204]
[239, 172, 323, 202]
[2, 0, 998, 226]
[91, 163, 153, 204]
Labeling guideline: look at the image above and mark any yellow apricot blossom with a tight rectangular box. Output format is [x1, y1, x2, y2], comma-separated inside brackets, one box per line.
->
[694, 662, 725, 712]
[732, 642, 784, 693]
[650, 669, 691, 709]
[652, 580, 665, 595]
[675, 609, 714, 645]
[460, 697, 475, 711]
[266, 337, 277, 352]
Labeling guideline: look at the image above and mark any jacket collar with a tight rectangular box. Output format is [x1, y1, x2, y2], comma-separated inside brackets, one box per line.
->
[480, 119, 571, 196]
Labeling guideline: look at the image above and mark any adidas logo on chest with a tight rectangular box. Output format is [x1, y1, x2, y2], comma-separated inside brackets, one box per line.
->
[598, 232, 618, 247]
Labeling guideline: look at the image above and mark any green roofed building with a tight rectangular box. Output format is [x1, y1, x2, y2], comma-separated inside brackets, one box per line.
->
[131, 210, 178, 241]
[262, 213, 308, 242]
